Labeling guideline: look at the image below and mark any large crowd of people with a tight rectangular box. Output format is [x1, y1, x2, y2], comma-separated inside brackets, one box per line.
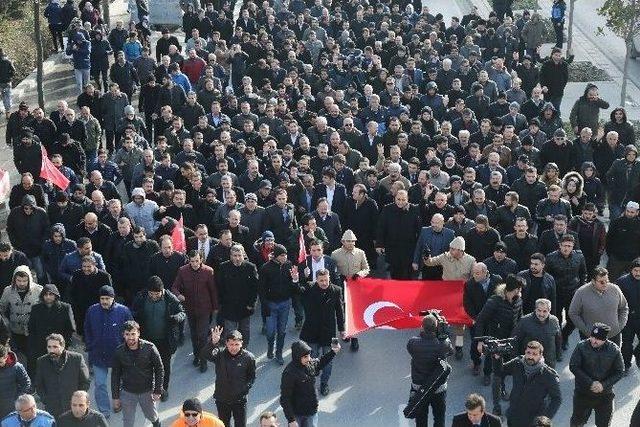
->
[0, 0, 639, 425]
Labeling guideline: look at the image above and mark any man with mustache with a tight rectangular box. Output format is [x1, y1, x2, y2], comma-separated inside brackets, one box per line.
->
[492, 340, 561, 426]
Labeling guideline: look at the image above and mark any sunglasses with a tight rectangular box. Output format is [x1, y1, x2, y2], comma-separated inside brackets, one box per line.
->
[184, 412, 200, 417]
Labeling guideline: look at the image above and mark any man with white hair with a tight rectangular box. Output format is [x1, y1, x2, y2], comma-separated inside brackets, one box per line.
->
[413, 213, 455, 279]
[1, 394, 55, 427]
[379, 163, 410, 192]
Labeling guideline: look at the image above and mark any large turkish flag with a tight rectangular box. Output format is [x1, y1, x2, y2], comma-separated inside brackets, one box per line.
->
[344, 278, 473, 336]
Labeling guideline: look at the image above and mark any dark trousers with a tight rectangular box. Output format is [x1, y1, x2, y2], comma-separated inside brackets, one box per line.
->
[188, 312, 211, 361]
[469, 326, 492, 375]
[414, 390, 446, 427]
[570, 390, 614, 427]
[292, 293, 304, 325]
[49, 25, 64, 51]
[390, 259, 413, 280]
[92, 69, 109, 93]
[421, 265, 443, 280]
[153, 339, 172, 392]
[558, 292, 576, 341]
[216, 399, 247, 427]
[554, 22, 564, 48]
[105, 129, 116, 153]
[622, 323, 640, 368]
[144, 112, 154, 142]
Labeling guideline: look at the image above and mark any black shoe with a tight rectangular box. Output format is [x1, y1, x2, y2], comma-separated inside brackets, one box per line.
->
[472, 364, 481, 376]
[350, 339, 359, 352]
[152, 420, 161, 427]
[261, 325, 267, 335]
[483, 374, 491, 386]
[267, 348, 274, 359]
[192, 357, 200, 367]
[199, 362, 208, 373]
[160, 391, 168, 402]
[455, 347, 463, 360]
[493, 405, 502, 416]
[562, 341, 569, 351]
[320, 383, 329, 396]
[501, 386, 510, 401]
[276, 356, 285, 365]
[177, 335, 184, 347]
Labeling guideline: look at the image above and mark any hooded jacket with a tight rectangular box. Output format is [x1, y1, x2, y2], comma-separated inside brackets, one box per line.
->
[537, 103, 563, 138]
[27, 284, 76, 362]
[280, 341, 335, 422]
[66, 33, 91, 70]
[41, 224, 77, 284]
[474, 283, 523, 339]
[569, 84, 610, 133]
[0, 266, 43, 336]
[604, 107, 636, 147]
[199, 341, 256, 403]
[605, 146, 640, 205]
[0, 351, 31, 419]
[561, 171, 587, 215]
[6, 196, 50, 258]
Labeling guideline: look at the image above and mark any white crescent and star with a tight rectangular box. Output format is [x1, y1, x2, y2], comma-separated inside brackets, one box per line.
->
[363, 301, 404, 329]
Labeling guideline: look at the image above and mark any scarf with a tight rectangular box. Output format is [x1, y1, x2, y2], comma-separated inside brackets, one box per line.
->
[523, 356, 544, 378]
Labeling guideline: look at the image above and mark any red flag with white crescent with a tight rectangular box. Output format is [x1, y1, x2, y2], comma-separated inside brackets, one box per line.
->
[40, 146, 70, 190]
[344, 278, 472, 336]
[297, 228, 306, 264]
[171, 216, 187, 253]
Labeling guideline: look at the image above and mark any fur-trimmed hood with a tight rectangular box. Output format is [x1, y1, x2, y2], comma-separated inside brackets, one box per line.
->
[562, 171, 585, 197]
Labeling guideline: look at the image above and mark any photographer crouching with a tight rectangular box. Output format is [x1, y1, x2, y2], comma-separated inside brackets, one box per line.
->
[492, 340, 562, 426]
[405, 313, 453, 427]
[474, 275, 524, 415]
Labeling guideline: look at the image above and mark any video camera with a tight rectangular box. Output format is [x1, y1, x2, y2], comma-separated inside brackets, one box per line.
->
[419, 309, 451, 340]
[474, 336, 517, 356]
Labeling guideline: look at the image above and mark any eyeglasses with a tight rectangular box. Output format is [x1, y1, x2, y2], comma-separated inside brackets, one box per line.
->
[184, 412, 200, 418]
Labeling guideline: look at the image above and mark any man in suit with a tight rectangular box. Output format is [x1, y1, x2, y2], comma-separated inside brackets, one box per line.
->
[357, 120, 382, 163]
[311, 167, 348, 219]
[451, 393, 502, 427]
[313, 198, 342, 253]
[263, 188, 297, 245]
[187, 224, 219, 268]
[412, 213, 455, 280]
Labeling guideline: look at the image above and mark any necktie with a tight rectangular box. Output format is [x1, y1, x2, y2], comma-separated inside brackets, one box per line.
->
[283, 208, 289, 223]
[199, 242, 205, 260]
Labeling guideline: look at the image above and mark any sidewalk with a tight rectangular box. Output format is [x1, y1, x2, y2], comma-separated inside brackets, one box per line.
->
[458, 0, 640, 121]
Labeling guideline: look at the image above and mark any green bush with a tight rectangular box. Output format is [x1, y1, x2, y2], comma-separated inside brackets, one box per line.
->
[513, 0, 541, 10]
[0, 1, 54, 85]
[568, 61, 612, 82]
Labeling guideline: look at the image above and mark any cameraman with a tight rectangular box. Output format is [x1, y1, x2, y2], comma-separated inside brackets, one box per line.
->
[493, 341, 562, 426]
[406, 314, 453, 427]
[475, 275, 524, 412]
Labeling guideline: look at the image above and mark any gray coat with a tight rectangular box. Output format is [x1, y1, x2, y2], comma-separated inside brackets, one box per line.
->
[512, 313, 561, 367]
[35, 350, 90, 417]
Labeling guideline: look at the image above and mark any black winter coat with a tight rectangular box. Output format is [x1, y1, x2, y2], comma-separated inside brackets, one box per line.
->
[0, 351, 30, 418]
[70, 269, 113, 330]
[617, 273, 640, 325]
[280, 341, 335, 421]
[200, 343, 256, 403]
[606, 216, 640, 261]
[475, 284, 523, 339]
[35, 351, 90, 417]
[28, 300, 76, 361]
[545, 250, 587, 296]
[503, 233, 539, 271]
[517, 270, 557, 316]
[464, 227, 501, 261]
[120, 240, 160, 293]
[217, 260, 258, 321]
[6, 206, 50, 257]
[299, 283, 345, 346]
[57, 408, 109, 427]
[407, 332, 453, 385]
[131, 290, 186, 353]
[496, 356, 561, 426]
[463, 274, 501, 319]
[148, 251, 187, 291]
[376, 203, 421, 263]
[570, 339, 624, 396]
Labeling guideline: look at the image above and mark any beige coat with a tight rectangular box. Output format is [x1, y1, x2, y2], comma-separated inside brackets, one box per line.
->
[0, 265, 43, 336]
[426, 251, 475, 281]
[331, 247, 370, 279]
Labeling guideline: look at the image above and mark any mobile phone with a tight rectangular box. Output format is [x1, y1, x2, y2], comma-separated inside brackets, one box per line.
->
[331, 337, 339, 346]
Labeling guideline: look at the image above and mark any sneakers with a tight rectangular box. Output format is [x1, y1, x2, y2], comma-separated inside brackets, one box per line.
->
[454, 347, 463, 360]
[483, 374, 491, 386]
[320, 383, 329, 396]
[472, 364, 481, 376]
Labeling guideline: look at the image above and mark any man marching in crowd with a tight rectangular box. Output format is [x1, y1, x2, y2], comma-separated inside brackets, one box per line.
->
[3, 0, 640, 424]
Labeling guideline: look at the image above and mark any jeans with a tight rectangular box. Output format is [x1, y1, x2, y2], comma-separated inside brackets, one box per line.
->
[295, 413, 318, 427]
[216, 399, 247, 427]
[414, 390, 446, 427]
[224, 318, 251, 347]
[92, 365, 111, 417]
[92, 69, 109, 93]
[49, 25, 64, 51]
[547, 94, 563, 112]
[309, 343, 333, 385]
[74, 69, 91, 94]
[0, 84, 11, 112]
[120, 389, 158, 427]
[266, 299, 291, 358]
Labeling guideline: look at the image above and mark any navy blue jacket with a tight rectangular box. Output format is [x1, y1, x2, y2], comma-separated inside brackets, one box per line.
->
[83, 302, 132, 367]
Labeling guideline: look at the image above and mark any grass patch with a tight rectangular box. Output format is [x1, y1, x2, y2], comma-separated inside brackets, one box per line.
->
[568, 61, 613, 82]
[512, 0, 540, 10]
[0, 2, 54, 85]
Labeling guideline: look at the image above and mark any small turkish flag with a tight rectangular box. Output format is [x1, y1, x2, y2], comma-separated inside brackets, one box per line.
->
[297, 228, 306, 264]
[171, 216, 186, 253]
[40, 146, 70, 190]
[344, 278, 472, 336]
